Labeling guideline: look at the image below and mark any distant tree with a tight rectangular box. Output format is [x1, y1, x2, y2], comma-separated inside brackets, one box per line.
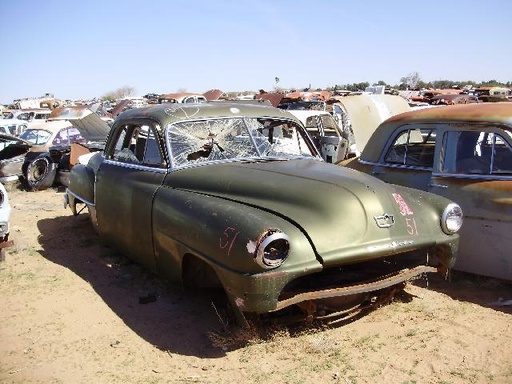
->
[400, 72, 421, 90]
[101, 86, 136, 101]
[480, 79, 502, 87]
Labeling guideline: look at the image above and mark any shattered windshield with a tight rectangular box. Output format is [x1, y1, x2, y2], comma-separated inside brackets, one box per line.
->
[167, 117, 318, 168]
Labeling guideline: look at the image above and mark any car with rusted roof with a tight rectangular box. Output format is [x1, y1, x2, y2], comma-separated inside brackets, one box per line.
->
[64, 102, 462, 326]
[342, 102, 512, 281]
[429, 93, 480, 105]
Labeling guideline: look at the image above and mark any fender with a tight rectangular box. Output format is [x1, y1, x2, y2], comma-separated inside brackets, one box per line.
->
[67, 164, 96, 205]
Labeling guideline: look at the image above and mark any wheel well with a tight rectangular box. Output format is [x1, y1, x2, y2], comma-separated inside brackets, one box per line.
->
[181, 254, 222, 289]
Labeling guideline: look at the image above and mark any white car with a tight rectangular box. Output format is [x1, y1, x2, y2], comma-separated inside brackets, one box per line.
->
[0, 182, 13, 260]
[1, 108, 52, 136]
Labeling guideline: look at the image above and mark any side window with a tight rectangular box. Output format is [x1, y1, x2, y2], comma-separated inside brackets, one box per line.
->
[109, 124, 164, 168]
[52, 127, 85, 146]
[384, 128, 436, 168]
[319, 115, 339, 137]
[305, 116, 321, 147]
[443, 130, 512, 175]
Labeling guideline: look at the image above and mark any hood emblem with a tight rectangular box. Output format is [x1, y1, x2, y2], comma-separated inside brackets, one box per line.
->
[374, 214, 395, 228]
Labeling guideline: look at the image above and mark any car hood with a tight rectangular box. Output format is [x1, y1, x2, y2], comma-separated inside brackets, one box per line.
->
[0, 132, 31, 146]
[169, 159, 421, 262]
[49, 106, 111, 142]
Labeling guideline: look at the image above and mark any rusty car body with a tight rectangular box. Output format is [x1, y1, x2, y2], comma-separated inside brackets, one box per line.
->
[343, 102, 512, 280]
[429, 94, 480, 105]
[64, 102, 462, 326]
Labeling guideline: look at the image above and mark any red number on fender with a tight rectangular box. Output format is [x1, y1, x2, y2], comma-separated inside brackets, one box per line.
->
[220, 227, 239, 256]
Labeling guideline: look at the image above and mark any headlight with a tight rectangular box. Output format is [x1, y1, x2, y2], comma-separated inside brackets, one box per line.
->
[441, 203, 463, 234]
[254, 229, 290, 269]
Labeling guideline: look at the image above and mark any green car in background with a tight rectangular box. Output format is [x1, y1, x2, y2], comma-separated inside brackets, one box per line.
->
[65, 102, 462, 326]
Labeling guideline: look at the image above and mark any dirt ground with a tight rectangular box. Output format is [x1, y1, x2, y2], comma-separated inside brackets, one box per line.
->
[1, 185, 511, 384]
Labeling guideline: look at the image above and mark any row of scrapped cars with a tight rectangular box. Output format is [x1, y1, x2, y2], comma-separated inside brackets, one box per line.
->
[0, 106, 112, 190]
[6, 97, 511, 325]
[63, 101, 463, 326]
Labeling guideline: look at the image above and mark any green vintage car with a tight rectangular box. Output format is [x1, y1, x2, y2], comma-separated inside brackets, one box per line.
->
[65, 102, 462, 326]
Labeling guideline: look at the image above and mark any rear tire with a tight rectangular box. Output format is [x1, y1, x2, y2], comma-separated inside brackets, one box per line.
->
[26, 156, 57, 191]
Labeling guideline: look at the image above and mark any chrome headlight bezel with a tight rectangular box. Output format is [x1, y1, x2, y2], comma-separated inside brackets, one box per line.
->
[441, 203, 463, 234]
[254, 229, 290, 269]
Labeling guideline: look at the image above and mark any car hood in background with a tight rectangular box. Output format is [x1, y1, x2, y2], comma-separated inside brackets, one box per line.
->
[333, 94, 411, 153]
[49, 106, 111, 142]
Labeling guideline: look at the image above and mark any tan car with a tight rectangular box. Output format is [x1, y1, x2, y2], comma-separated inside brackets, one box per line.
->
[343, 102, 512, 280]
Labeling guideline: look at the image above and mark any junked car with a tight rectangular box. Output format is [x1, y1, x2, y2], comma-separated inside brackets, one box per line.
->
[65, 102, 462, 326]
[1, 108, 52, 135]
[342, 102, 512, 281]
[23, 106, 110, 190]
[288, 110, 349, 163]
[0, 182, 13, 260]
[0, 106, 110, 190]
[0, 133, 31, 183]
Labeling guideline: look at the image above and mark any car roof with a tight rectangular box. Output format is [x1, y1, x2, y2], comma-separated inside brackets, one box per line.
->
[115, 101, 302, 127]
[383, 102, 512, 126]
[25, 120, 73, 134]
[360, 102, 512, 162]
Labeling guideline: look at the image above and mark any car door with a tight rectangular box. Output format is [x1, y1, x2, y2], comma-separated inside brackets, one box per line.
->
[318, 114, 349, 163]
[369, 124, 437, 191]
[95, 121, 167, 273]
[427, 125, 512, 279]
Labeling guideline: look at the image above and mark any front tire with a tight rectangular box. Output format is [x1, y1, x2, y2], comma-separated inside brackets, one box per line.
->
[26, 156, 57, 191]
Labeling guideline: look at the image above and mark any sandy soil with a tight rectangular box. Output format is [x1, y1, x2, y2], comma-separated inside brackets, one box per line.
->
[1, 185, 511, 384]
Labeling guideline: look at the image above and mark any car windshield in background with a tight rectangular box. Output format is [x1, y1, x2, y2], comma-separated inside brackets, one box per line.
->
[168, 117, 317, 168]
[19, 129, 52, 145]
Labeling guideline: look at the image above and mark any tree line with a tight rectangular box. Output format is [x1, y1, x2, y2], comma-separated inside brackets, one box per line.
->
[327, 72, 512, 92]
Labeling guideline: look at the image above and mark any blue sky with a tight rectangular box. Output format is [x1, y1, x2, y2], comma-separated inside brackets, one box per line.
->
[1, 0, 510, 103]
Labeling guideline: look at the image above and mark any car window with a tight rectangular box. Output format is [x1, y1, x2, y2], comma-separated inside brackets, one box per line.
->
[442, 130, 512, 175]
[52, 127, 85, 146]
[319, 115, 340, 137]
[384, 128, 436, 168]
[19, 129, 52, 145]
[168, 117, 316, 168]
[16, 113, 30, 121]
[108, 124, 164, 168]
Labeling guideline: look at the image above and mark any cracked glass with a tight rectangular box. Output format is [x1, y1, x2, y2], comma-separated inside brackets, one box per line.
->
[167, 117, 317, 168]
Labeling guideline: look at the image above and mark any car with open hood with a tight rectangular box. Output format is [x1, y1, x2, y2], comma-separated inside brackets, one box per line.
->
[342, 102, 512, 281]
[64, 102, 462, 326]
[22, 106, 111, 190]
